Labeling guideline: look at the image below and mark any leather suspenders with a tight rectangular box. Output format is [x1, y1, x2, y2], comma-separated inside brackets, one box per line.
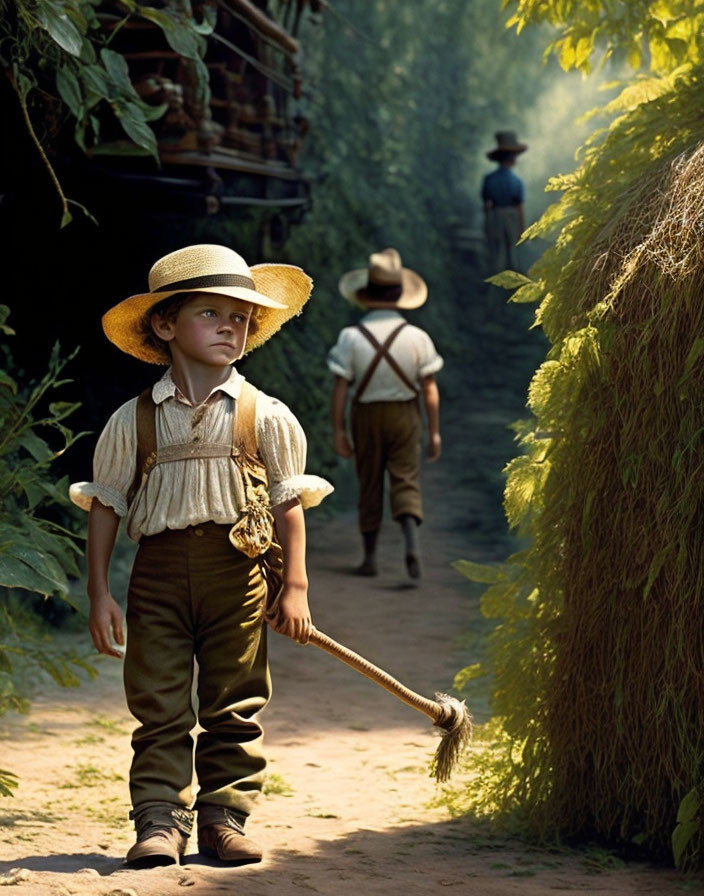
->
[126, 381, 261, 507]
[353, 321, 419, 404]
[126, 388, 158, 507]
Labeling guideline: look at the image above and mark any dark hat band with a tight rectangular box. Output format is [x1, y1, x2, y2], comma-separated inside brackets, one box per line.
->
[359, 281, 403, 302]
[155, 273, 256, 293]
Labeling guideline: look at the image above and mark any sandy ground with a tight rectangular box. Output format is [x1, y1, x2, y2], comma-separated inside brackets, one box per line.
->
[0, 393, 698, 895]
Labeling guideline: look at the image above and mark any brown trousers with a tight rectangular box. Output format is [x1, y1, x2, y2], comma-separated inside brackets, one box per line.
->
[124, 523, 270, 818]
[351, 398, 423, 533]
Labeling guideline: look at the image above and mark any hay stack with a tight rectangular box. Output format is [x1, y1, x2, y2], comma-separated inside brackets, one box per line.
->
[462, 75, 704, 869]
[541, 142, 704, 865]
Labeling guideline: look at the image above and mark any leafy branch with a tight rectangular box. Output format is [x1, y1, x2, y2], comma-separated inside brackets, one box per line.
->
[503, 0, 704, 75]
[0, 304, 88, 599]
[0, 0, 215, 226]
[0, 306, 99, 796]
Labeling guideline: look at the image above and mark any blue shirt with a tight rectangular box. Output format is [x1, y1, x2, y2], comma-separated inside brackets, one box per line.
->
[481, 167, 524, 207]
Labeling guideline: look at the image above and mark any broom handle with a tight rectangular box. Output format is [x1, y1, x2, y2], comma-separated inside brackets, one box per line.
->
[307, 627, 442, 723]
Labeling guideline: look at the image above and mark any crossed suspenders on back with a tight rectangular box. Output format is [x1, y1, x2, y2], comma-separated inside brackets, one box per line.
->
[353, 322, 419, 404]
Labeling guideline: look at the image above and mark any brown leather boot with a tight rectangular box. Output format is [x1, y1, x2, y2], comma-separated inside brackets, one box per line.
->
[197, 805, 263, 865]
[125, 803, 193, 868]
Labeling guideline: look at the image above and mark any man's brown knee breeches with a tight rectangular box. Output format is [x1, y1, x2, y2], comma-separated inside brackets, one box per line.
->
[351, 398, 422, 533]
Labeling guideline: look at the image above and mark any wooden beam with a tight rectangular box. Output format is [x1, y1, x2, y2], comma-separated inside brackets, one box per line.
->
[219, 195, 308, 207]
[158, 147, 306, 181]
[209, 30, 294, 92]
[219, 0, 300, 55]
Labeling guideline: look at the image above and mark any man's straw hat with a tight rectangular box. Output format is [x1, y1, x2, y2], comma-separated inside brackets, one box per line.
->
[102, 244, 313, 364]
[338, 248, 427, 310]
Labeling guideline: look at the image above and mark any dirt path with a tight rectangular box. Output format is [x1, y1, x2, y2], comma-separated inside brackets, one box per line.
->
[0, 387, 696, 895]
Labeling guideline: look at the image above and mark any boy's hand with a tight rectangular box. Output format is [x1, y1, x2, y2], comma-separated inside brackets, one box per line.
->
[270, 583, 312, 644]
[88, 592, 125, 658]
[333, 429, 354, 458]
[427, 432, 442, 463]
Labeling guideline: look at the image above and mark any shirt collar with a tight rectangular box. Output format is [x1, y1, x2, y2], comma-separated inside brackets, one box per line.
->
[152, 366, 244, 406]
[361, 309, 405, 323]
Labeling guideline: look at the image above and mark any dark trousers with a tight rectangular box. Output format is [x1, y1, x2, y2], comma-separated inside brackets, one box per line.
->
[124, 522, 270, 818]
[485, 205, 521, 274]
[351, 398, 423, 533]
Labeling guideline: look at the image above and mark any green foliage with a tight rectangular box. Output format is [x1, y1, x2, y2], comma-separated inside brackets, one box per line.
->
[0, 600, 97, 714]
[673, 790, 701, 867]
[451, 559, 505, 585]
[0, 769, 19, 798]
[0, 307, 88, 599]
[487, 272, 545, 305]
[504, 0, 704, 76]
[486, 271, 534, 290]
[0, 305, 97, 795]
[450, 3, 704, 872]
[3, 0, 209, 154]
[0, 595, 99, 796]
[0, 0, 211, 223]
[262, 772, 294, 797]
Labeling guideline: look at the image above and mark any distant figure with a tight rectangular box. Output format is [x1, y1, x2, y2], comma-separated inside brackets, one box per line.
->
[327, 248, 443, 580]
[481, 131, 528, 274]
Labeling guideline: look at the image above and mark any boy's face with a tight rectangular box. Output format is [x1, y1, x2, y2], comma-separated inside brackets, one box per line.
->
[152, 292, 254, 367]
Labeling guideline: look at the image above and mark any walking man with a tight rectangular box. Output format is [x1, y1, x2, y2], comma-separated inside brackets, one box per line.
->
[327, 248, 442, 579]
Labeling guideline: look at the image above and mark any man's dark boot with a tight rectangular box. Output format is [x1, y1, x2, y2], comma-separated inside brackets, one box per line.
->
[198, 805, 263, 865]
[399, 514, 421, 579]
[125, 803, 193, 868]
[355, 529, 379, 576]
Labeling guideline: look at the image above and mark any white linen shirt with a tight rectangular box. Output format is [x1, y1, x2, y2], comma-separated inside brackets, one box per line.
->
[69, 367, 333, 541]
[327, 309, 443, 403]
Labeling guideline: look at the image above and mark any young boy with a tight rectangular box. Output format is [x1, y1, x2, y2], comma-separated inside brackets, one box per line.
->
[70, 244, 332, 867]
[327, 248, 442, 579]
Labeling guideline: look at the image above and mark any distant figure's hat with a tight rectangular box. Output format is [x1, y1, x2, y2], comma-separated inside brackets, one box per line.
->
[338, 248, 427, 310]
[487, 131, 528, 160]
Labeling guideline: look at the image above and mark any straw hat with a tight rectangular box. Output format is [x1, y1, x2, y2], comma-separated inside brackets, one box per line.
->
[486, 130, 528, 160]
[338, 248, 427, 310]
[102, 244, 313, 364]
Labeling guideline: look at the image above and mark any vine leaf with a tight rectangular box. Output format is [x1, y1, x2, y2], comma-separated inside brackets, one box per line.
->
[486, 270, 534, 290]
[36, 0, 84, 57]
[56, 67, 84, 120]
[116, 105, 159, 159]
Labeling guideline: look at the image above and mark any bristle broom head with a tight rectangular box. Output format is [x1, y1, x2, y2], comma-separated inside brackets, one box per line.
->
[431, 693, 473, 783]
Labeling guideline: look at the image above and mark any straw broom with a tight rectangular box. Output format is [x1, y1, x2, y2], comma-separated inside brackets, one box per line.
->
[232, 502, 472, 782]
[305, 626, 472, 783]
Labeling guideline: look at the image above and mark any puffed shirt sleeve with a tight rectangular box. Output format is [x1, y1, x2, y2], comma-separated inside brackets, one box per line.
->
[327, 327, 355, 382]
[415, 328, 444, 379]
[256, 393, 333, 510]
[68, 398, 137, 517]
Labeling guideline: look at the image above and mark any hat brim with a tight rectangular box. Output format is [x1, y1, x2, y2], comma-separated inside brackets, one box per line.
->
[338, 267, 427, 310]
[102, 263, 313, 364]
[487, 144, 527, 160]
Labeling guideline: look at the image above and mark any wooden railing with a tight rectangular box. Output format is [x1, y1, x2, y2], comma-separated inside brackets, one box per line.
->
[99, 0, 321, 178]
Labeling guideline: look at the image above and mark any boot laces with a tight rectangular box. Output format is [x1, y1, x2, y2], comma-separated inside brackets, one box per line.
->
[130, 805, 194, 840]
